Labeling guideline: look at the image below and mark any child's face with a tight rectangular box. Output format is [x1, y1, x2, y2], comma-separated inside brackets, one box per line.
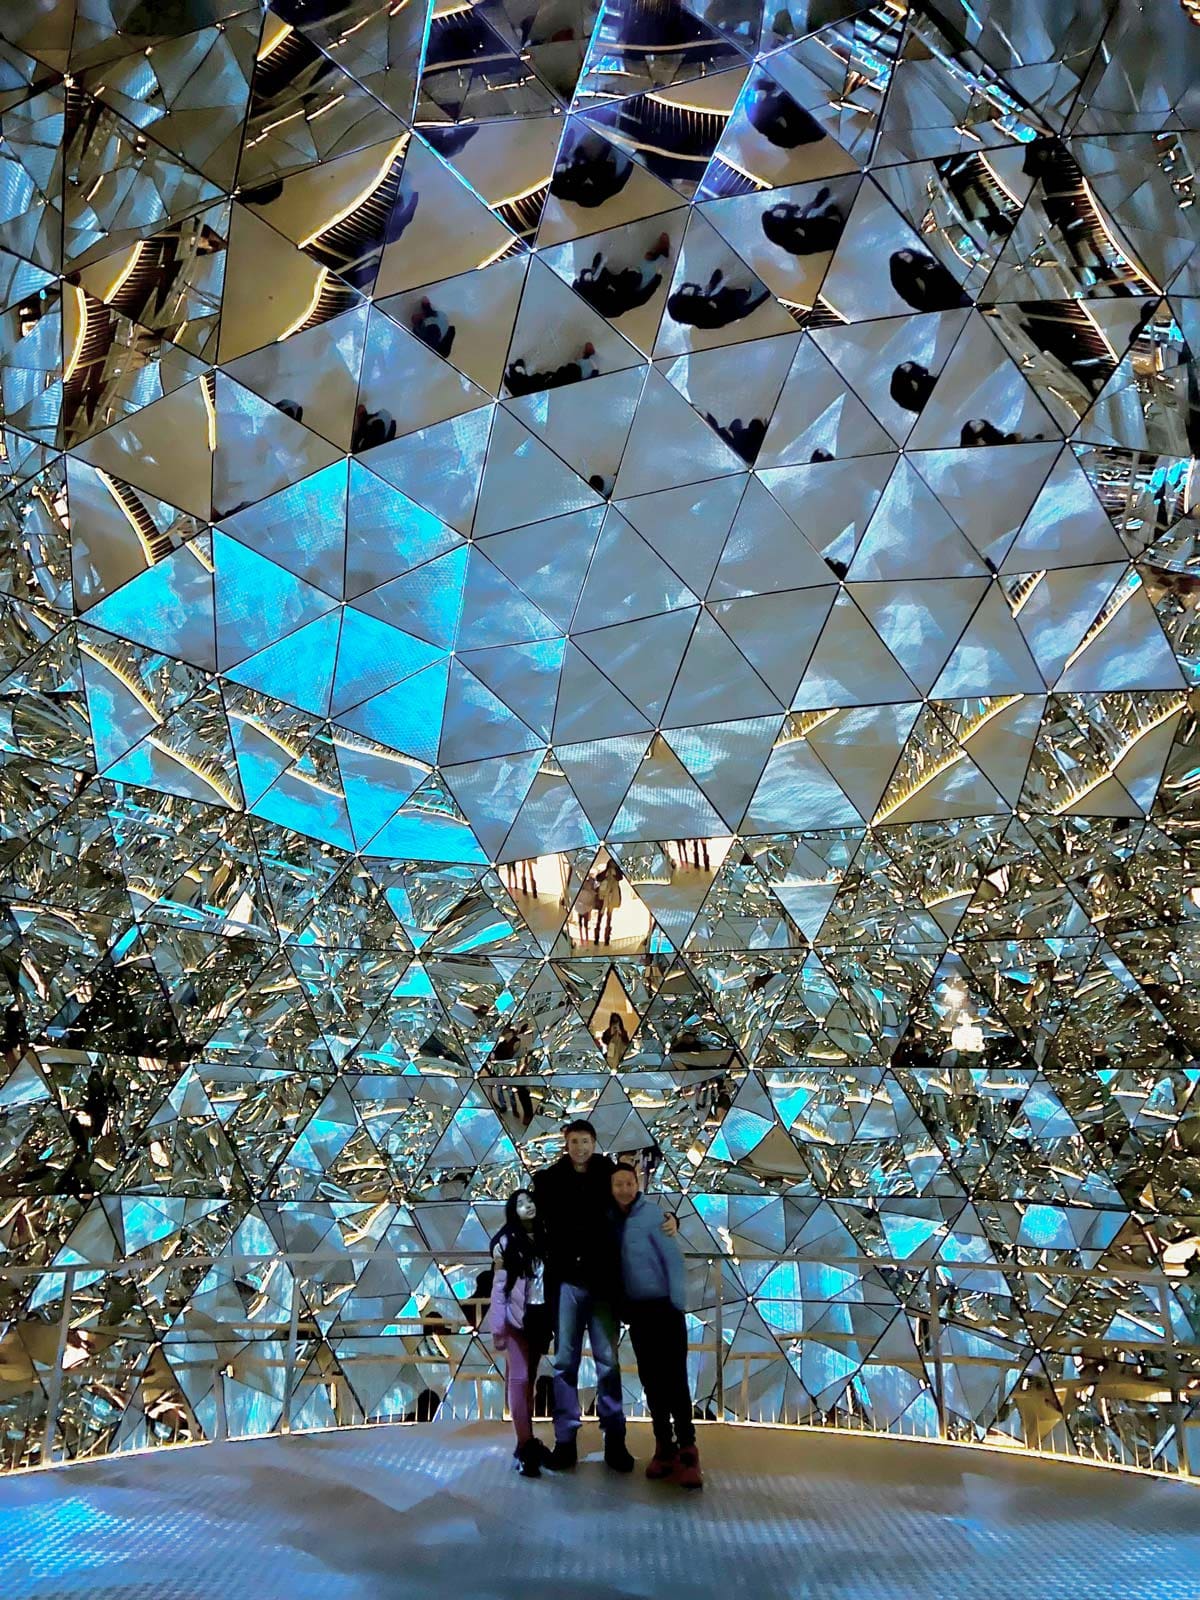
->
[515, 1193, 536, 1224]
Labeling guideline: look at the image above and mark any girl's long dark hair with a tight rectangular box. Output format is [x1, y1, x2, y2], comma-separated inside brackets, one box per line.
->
[490, 1189, 544, 1283]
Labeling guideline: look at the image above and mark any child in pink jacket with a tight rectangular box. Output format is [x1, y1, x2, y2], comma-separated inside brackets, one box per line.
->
[489, 1188, 554, 1476]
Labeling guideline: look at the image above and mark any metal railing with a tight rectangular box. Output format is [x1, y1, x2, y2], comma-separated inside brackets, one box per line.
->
[2, 1249, 1197, 1478]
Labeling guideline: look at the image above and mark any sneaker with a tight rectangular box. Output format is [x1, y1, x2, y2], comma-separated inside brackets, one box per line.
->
[674, 1443, 703, 1490]
[548, 1437, 578, 1471]
[603, 1431, 635, 1473]
[516, 1439, 541, 1478]
[645, 1442, 677, 1481]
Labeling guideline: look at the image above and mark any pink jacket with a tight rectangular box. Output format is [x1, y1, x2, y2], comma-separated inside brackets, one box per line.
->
[488, 1265, 530, 1350]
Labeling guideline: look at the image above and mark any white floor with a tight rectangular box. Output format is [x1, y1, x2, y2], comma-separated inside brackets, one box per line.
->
[1, 1421, 1197, 1600]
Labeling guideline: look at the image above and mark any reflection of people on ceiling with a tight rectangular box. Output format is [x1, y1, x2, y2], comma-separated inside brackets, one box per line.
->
[889, 248, 970, 313]
[671, 839, 711, 870]
[410, 297, 455, 357]
[503, 858, 538, 897]
[667, 270, 769, 329]
[505, 342, 598, 396]
[551, 129, 634, 208]
[762, 186, 845, 256]
[959, 418, 1046, 447]
[387, 188, 419, 245]
[485, 1079, 536, 1126]
[890, 360, 936, 414]
[600, 1011, 630, 1069]
[352, 403, 397, 452]
[572, 232, 670, 319]
[705, 413, 767, 464]
[745, 76, 825, 148]
[492, 1020, 535, 1064]
[596, 859, 623, 944]
[574, 874, 600, 944]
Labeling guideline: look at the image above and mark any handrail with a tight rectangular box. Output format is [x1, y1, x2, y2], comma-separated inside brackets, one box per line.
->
[4, 1247, 1196, 1479]
[1, 1248, 1191, 1282]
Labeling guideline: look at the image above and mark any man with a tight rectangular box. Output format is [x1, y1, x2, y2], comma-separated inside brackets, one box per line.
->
[533, 1120, 676, 1471]
[611, 1162, 702, 1489]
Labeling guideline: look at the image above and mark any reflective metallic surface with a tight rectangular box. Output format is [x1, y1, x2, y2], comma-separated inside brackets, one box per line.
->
[1, 0, 1199, 1475]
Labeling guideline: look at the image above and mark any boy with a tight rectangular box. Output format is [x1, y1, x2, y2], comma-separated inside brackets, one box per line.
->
[610, 1162, 702, 1488]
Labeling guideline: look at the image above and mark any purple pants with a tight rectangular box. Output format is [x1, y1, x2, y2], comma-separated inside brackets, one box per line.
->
[504, 1330, 539, 1445]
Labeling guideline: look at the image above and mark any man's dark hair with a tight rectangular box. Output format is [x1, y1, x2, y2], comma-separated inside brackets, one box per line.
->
[564, 1119, 596, 1137]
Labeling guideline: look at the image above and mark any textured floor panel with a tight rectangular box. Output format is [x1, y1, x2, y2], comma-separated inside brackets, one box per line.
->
[1, 1422, 1196, 1600]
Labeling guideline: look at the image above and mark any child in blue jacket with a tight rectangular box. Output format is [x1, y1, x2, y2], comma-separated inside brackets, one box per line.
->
[611, 1163, 702, 1488]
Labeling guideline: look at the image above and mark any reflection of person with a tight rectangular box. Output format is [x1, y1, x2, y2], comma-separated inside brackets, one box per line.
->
[533, 1120, 678, 1471]
[573, 233, 671, 319]
[601, 1011, 630, 1069]
[505, 342, 597, 396]
[503, 858, 538, 896]
[668, 270, 770, 329]
[761, 186, 844, 256]
[959, 418, 1047, 447]
[351, 403, 397, 452]
[551, 130, 633, 208]
[489, 1189, 554, 1477]
[745, 77, 824, 148]
[492, 1020, 533, 1063]
[574, 875, 600, 944]
[410, 296, 455, 357]
[705, 413, 767, 463]
[611, 1163, 701, 1488]
[386, 187, 419, 243]
[596, 860, 623, 944]
[889, 248, 969, 313]
[672, 839, 711, 870]
[890, 360, 936, 414]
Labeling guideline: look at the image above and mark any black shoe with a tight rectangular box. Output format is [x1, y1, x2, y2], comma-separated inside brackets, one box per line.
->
[516, 1439, 542, 1478]
[604, 1432, 635, 1473]
[548, 1437, 578, 1470]
[530, 1437, 555, 1469]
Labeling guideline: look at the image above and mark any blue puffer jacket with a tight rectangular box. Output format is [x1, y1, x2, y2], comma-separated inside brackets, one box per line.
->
[616, 1195, 687, 1313]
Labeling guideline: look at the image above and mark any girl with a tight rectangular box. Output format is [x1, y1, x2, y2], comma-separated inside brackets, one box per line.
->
[489, 1188, 553, 1477]
[601, 1011, 630, 1070]
[595, 860, 623, 945]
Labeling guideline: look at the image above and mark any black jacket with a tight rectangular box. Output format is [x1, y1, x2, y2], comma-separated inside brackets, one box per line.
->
[532, 1153, 619, 1295]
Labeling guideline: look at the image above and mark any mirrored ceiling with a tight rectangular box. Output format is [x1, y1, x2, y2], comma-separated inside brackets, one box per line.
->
[0, 0, 1198, 1469]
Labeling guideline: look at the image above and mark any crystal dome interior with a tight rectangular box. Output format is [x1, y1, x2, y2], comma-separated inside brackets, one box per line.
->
[0, 0, 1199, 1471]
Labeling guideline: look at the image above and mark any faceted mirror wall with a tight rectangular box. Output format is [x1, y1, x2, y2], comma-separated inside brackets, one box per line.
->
[0, 0, 1199, 1468]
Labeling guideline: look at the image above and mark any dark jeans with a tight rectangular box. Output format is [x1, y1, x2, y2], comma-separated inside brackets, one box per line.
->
[552, 1282, 625, 1442]
[627, 1299, 695, 1449]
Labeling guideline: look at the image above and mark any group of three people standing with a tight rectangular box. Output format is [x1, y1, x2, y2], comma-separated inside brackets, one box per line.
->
[488, 1120, 702, 1488]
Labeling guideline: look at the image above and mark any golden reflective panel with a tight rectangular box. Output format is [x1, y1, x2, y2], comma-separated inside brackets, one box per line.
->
[0, 0, 1199, 1484]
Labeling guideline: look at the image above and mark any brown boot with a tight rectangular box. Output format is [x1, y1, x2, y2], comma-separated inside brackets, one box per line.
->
[646, 1441, 677, 1480]
[674, 1443, 703, 1489]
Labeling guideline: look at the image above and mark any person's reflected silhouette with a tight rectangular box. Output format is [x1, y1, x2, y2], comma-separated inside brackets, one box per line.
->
[573, 233, 670, 319]
[667, 270, 769, 329]
[551, 131, 634, 208]
[762, 186, 845, 255]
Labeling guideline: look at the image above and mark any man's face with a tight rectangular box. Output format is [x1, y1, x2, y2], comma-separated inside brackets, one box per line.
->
[566, 1130, 595, 1167]
[611, 1168, 639, 1210]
